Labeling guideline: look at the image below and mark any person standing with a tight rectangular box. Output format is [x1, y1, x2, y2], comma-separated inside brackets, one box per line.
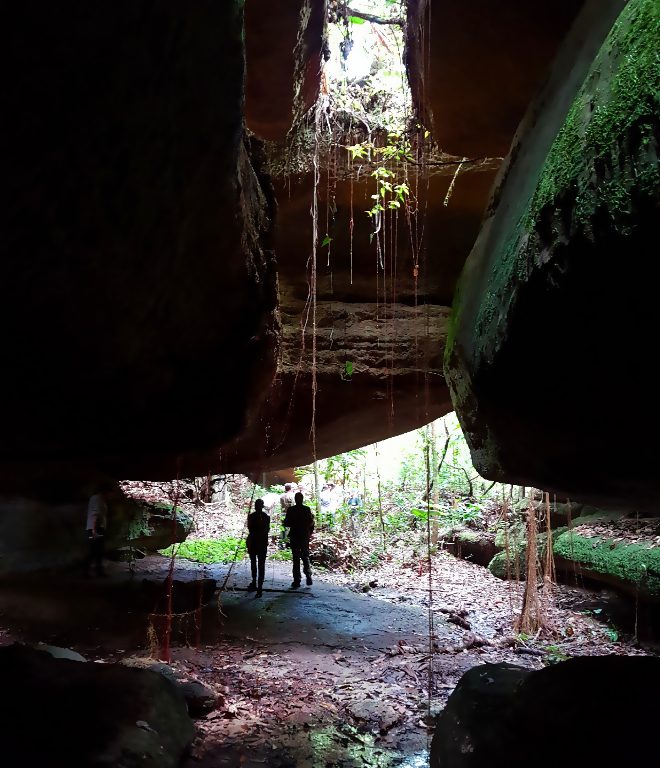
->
[246, 498, 270, 598]
[85, 484, 109, 577]
[278, 483, 296, 549]
[347, 490, 361, 533]
[283, 491, 314, 588]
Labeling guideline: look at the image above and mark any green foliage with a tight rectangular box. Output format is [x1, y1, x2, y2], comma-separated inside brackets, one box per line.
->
[544, 645, 570, 665]
[269, 549, 293, 562]
[341, 360, 354, 381]
[160, 537, 245, 564]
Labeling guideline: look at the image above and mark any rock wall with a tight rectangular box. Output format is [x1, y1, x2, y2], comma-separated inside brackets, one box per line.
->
[445, 0, 660, 506]
[2, 2, 279, 489]
[0, 494, 192, 574]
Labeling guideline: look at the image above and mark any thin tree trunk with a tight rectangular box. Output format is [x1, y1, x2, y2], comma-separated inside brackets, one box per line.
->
[313, 459, 322, 525]
[374, 442, 386, 550]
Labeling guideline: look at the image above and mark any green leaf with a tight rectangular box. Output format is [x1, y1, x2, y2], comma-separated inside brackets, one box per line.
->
[344, 360, 354, 377]
[348, 15, 366, 24]
[321, 235, 332, 247]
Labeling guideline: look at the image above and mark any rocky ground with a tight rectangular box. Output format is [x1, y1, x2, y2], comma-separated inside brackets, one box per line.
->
[1, 540, 655, 768]
[1, 478, 656, 766]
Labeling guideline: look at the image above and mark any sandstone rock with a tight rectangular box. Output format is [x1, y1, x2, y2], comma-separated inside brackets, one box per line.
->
[430, 662, 532, 768]
[431, 656, 660, 768]
[0, 643, 194, 767]
[122, 656, 218, 718]
[0, 493, 192, 574]
[33, 642, 87, 663]
[2, 2, 278, 488]
[445, 528, 500, 567]
[445, 0, 659, 508]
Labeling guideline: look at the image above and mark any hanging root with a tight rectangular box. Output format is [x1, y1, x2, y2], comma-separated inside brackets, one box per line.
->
[516, 490, 549, 635]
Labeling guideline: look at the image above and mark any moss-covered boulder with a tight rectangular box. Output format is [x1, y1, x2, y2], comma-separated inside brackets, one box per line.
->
[489, 526, 568, 580]
[554, 529, 660, 599]
[444, 0, 660, 506]
[446, 528, 501, 567]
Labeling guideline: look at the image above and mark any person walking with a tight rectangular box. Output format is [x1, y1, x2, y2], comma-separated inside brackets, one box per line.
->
[246, 498, 270, 598]
[283, 491, 314, 589]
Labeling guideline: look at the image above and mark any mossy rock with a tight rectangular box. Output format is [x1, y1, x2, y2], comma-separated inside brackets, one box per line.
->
[489, 529, 567, 580]
[553, 530, 660, 598]
[447, 528, 500, 567]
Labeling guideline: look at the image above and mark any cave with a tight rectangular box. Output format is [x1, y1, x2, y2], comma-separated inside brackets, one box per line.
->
[1, 0, 659, 765]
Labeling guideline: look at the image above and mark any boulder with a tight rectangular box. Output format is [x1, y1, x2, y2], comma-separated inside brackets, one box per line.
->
[445, 0, 660, 508]
[554, 529, 660, 600]
[33, 642, 87, 663]
[431, 656, 660, 768]
[430, 662, 532, 768]
[0, 494, 193, 574]
[445, 528, 500, 567]
[2, 2, 279, 488]
[0, 643, 194, 768]
[122, 657, 218, 718]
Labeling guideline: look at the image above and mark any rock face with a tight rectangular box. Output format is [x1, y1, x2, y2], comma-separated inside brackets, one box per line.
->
[0, 494, 192, 574]
[445, 0, 660, 507]
[0, 643, 194, 767]
[2, 3, 279, 488]
[431, 656, 660, 768]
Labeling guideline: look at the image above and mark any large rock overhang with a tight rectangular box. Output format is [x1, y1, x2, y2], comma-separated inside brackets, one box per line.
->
[2, 2, 279, 491]
[445, 0, 660, 507]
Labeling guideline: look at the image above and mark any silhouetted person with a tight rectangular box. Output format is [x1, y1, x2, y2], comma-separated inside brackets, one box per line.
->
[283, 491, 314, 588]
[84, 484, 110, 577]
[246, 498, 270, 598]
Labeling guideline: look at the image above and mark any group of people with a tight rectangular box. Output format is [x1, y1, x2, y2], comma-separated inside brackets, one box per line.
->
[246, 484, 314, 598]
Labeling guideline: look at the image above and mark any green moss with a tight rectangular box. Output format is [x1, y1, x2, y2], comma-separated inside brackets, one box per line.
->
[528, 0, 660, 226]
[160, 537, 246, 564]
[489, 529, 566, 580]
[456, 529, 481, 544]
[554, 531, 660, 596]
[469, 0, 660, 363]
[489, 549, 525, 579]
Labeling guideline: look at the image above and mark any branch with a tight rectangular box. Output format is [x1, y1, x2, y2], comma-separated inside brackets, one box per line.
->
[346, 7, 405, 26]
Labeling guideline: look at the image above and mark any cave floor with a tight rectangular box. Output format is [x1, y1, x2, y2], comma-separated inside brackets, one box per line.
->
[0, 553, 655, 767]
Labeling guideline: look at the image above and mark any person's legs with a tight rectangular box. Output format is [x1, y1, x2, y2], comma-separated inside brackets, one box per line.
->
[248, 553, 257, 590]
[301, 543, 312, 585]
[90, 535, 105, 576]
[256, 550, 266, 596]
[291, 542, 301, 586]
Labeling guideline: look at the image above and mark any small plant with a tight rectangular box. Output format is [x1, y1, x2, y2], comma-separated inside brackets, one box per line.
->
[544, 645, 570, 665]
[159, 537, 245, 564]
[346, 133, 413, 237]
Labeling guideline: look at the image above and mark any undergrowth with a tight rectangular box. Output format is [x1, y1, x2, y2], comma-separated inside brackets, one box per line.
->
[160, 537, 245, 564]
